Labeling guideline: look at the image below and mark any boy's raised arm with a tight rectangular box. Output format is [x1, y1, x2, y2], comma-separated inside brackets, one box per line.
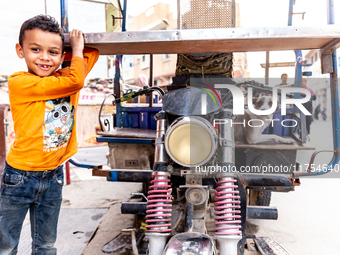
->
[63, 29, 99, 75]
[69, 29, 84, 59]
[83, 47, 99, 74]
[9, 30, 99, 102]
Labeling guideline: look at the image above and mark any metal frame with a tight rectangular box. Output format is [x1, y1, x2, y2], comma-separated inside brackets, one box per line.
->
[60, 1, 340, 253]
[60, 0, 69, 33]
[96, 137, 154, 144]
[294, 0, 340, 177]
[64, 26, 340, 55]
[315, 0, 340, 176]
[114, 0, 127, 129]
[61, 1, 340, 179]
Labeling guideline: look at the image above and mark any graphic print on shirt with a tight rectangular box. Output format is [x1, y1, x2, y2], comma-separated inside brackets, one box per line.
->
[43, 96, 75, 149]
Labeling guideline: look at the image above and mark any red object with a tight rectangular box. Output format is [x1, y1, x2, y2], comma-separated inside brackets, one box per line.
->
[214, 178, 242, 236]
[65, 161, 71, 185]
[145, 173, 172, 233]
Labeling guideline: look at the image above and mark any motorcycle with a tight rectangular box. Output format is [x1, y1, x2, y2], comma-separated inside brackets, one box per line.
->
[106, 78, 298, 255]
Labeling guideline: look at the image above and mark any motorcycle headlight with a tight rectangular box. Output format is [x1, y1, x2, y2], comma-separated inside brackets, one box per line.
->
[165, 116, 217, 167]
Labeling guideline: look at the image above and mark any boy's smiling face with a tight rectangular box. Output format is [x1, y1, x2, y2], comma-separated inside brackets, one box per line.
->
[16, 28, 65, 77]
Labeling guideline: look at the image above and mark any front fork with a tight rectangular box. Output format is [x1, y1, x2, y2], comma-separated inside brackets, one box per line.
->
[145, 111, 172, 254]
[145, 110, 243, 255]
[214, 109, 242, 255]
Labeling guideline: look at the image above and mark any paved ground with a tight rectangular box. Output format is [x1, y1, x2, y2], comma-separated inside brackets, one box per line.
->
[59, 118, 339, 255]
[62, 160, 141, 255]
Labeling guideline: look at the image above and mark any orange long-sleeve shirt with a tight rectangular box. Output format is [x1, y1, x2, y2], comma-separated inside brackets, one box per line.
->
[7, 47, 99, 171]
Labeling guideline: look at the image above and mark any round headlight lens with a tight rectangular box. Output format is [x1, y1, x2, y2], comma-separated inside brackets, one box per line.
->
[165, 117, 217, 167]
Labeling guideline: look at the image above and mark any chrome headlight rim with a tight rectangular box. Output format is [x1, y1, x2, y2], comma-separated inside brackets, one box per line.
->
[164, 116, 217, 167]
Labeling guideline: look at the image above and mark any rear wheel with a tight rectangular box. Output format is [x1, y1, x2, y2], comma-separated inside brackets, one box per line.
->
[247, 150, 293, 206]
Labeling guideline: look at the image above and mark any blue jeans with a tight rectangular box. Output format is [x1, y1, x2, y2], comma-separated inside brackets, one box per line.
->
[0, 162, 64, 255]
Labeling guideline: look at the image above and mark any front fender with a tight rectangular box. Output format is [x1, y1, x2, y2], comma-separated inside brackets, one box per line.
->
[162, 232, 214, 255]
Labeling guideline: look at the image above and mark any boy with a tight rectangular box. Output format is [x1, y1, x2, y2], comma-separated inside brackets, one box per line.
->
[0, 15, 99, 254]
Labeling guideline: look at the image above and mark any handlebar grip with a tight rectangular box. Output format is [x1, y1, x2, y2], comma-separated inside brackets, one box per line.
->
[115, 91, 137, 104]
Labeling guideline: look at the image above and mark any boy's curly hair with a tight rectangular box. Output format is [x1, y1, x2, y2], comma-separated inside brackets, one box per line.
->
[19, 15, 65, 52]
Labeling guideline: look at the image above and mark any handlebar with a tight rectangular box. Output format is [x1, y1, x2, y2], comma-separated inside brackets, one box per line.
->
[113, 86, 165, 105]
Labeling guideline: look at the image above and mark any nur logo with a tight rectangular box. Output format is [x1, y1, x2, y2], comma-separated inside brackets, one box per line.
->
[199, 83, 312, 116]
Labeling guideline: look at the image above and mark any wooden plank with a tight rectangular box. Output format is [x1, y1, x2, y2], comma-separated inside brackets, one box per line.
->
[98, 128, 156, 139]
[85, 38, 333, 55]
[64, 26, 340, 55]
[260, 62, 295, 68]
[320, 38, 340, 53]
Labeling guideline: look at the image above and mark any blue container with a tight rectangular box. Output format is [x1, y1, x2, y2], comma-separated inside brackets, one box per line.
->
[118, 106, 162, 129]
[282, 109, 293, 136]
[261, 108, 293, 136]
[262, 125, 270, 134]
[272, 112, 283, 136]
